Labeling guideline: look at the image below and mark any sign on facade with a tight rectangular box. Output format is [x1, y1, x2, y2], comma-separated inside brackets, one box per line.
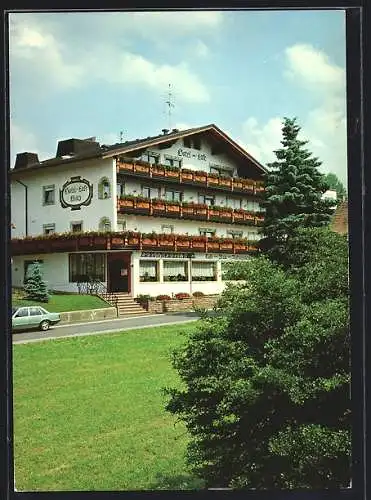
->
[60, 176, 93, 211]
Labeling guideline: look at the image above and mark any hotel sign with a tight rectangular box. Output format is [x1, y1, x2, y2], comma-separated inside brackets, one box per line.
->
[140, 251, 251, 261]
[60, 176, 93, 211]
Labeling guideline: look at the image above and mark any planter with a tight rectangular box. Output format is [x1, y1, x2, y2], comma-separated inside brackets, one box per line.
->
[181, 172, 193, 181]
[207, 242, 220, 250]
[220, 243, 233, 251]
[195, 209, 207, 216]
[128, 237, 139, 245]
[233, 211, 245, 220]
[219, 178, 232, 188]
[244, 212, 255, 221]
[152, 203, 166, 211]
[176, 240, 191, 248]
[142, 238, 158, 247]
[194, 175, 207, 183]
[159, 241, 175, 249]
[111, 237, 125, 248]
[219, 211, 233, 219]
[152, 167, 165, 177]
[181, 206, 194, 216]
[134, 164, 150, 174]
[165, 170, 180, 178]
[136, 201, 150, 209]
[119, 162, 134, 172]
[120, 199, 135, 208]
[166, 204, 180, 214]
[192, 241, 206, 250]
[242, 182, 254, 193]
[207, 176, 219, 186]
[234, 244, 247, 252]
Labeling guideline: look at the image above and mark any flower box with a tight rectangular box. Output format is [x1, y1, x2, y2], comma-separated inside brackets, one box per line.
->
[119, 161, 134, 172]
[165, 170, 180, 178]
[219, 211, 233, 219]
[195, 208, 207, 216]
[248, 244, 258, 252]
[220, 242, 233, 251]
[111, 237, 125, 248]
[134, 164, 150, 174]
[159, 240, 175, 248]
[219, 178, 232, 188]
[192, 242, 206, 250]
[233, 211, 245, 220]
[242, 182, 254, 193]
[207, 176, 219, 185]
[152, 166, 166, 176]
[166, 204, 180, 213]
[128, 237, 139, 245]
[244, 212, 255, 221]
[176, 240, 191, 248]
[207, 242, 220, 250]
[181, 171, 193, 181]
[120, 198, 134, 208]
[142, 238, 158, 246]
[194, 174, 207, 183]
[234, 243, 247, 251]
[136, 201, 150, 210]
[181, 206, 194, 216]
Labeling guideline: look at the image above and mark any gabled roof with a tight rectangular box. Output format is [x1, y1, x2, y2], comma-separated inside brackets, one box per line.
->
[10, 124, 266, 176]
[101, 123, 266, 174]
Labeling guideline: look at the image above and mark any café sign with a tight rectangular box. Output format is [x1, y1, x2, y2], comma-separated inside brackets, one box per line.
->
[60, 176, 93, 211]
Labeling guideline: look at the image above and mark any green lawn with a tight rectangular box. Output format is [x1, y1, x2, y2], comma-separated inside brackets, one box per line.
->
[12, 294, 110, 313]
[13, 323, 204, 491]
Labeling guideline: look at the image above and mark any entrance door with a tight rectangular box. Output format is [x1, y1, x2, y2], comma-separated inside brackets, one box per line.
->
[108, 258, 130, 292]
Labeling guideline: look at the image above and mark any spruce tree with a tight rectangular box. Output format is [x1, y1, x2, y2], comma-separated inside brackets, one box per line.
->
[324, 172, 347, 201]
[23, 261, 50, 303]
[260, 117, 335, 265]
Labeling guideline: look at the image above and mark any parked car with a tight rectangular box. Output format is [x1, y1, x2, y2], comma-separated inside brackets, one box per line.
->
[12, 306, 61, 332]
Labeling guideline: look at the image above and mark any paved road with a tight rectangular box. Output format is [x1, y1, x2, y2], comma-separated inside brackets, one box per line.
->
[12, 312, 201, 344]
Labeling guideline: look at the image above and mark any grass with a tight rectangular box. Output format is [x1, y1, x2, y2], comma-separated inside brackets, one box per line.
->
[13, 323, 205, 491]
[12, 293, 111, 313]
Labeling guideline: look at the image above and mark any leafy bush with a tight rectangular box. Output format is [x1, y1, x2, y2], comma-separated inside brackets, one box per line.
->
[23, 261, 50, 303]
[192, 291, 205, 297]
[165, 227, 350, 489]
[156, 294, 171, 301]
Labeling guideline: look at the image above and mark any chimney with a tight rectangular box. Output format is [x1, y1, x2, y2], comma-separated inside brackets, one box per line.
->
[162, 128, 169, 135]
[56, 138, 100, 157]
[14, 152, 39, 170]
[172, 128, 179, 133]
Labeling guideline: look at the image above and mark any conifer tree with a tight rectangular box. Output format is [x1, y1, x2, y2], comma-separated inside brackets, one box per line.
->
[23, 261, 50, 303]
[260, 117, 335, 264]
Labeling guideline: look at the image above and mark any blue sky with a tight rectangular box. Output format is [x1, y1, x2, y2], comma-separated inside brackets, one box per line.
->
[9, 10, 347, 184]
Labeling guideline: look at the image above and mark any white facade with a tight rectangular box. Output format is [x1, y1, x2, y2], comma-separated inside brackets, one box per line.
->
[11, 127, 264, 299]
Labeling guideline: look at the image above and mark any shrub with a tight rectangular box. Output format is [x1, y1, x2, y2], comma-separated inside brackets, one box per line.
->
[156, 294, 171, 301]
[136, 294, 152, 303]
[192, 291, 205, 297]
[175, 293, 191, 300]
[23, 261, 50, 303]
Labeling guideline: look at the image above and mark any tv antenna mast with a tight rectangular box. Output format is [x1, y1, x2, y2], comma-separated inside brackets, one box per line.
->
[119, 131, 124, 143]
[165, 83, 175, 130]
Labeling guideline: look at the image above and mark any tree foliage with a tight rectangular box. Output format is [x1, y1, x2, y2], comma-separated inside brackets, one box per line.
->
[260, 117, 335, 265]
[23, 261, 50, 303]
[165, 227, 350, 489]
[324, 172, 347, 201]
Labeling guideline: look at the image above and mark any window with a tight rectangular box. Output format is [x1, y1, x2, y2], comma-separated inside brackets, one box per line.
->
[98, 217, 111, 232]
[199, 228, 216, 237]
[43, 223, 55, 235]
[183, 137, 192, 148]
[198, 194, 215, 206]
[117, 182, 125, 198]
[191, 261, 216, 281]
[142, 186, 160, 199]
[29, 307, 43, 316]
[42, 185, 55, 205]
[193, 137, 201, 150]
[227, 230, 243, 239]
[139, 260, 159, 282]
[14, 308, 29, 318]
[210, 166, 233, 177]
[164, 157, 182, 168]
[24, 260, 43, 283]
[163, 260, 188, 281]
[98, 178, 111, 199]
[141, 152, 159, 165]
[165, 190, 182, 202]
[161, 225, 174, 234]
[117, 218, 126, 232]
[69, 253, 105, 282]
[71, 221, 83, 233]
[226, 198, 242, 209]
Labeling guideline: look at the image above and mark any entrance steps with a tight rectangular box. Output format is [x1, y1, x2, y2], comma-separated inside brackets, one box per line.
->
[105, 292, 149, 317]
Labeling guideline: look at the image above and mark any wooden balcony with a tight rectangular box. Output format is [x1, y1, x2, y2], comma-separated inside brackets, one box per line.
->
[117, 196, 264, 226]
[116, 158, 264, 196]
[11, 232, 260, 256]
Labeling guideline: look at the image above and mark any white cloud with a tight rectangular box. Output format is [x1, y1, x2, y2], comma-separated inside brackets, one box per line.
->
[10, 123, 52, 168]
[194, 40, 210, 58]
[240, 44, 347, 185]
[9, 15, 210, 103]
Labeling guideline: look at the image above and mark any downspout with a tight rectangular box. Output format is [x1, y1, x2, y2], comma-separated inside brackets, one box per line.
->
[15, 180, 28, 236]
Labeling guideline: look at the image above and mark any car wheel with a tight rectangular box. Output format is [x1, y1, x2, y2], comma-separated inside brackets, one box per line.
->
[39, 320, 50, 331]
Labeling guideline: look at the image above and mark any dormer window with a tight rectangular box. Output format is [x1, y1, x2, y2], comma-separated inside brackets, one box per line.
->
[98, 177, 111, 199]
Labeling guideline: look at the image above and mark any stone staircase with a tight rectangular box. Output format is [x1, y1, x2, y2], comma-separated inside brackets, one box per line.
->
[108, 292, 149, 317]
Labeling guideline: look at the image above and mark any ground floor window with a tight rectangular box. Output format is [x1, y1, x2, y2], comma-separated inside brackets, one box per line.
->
[24, 260, 44, 283]
[139, 260, 159, 282]
[69, 253, 105, 282]
[163, 260, 188, 281]
[191, 261, 216, 281]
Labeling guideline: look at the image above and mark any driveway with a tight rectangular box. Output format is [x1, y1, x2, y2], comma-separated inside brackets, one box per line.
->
[12, 311, 201, 344]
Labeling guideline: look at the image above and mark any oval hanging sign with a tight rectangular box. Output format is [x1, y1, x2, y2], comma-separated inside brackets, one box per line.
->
[60, 176, 93, 211]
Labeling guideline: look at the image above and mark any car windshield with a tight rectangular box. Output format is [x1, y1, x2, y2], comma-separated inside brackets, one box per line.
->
[12, 307, 18, 315]
[38, 307, 49, 314]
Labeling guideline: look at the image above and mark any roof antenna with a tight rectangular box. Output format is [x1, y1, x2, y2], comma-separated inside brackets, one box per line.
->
[119, 131, 124, 143]
[165, 83, 175, 130]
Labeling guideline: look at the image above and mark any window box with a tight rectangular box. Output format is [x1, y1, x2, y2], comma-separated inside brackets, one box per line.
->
[165, 168, 180, 178]
[219, 211, 233, 219]
[244, 211, 255, 221]
[119, 198, 135, 208]
[219, 177, 232, 188]
[220, 242, 233, 251]
[207, 241, 220, 250]
[152, 201, 166, 212]
[136, 200, 151, 210]
[207, 175, 219, 186]
[191, 241, 206, 250]
[159, 240, 175, 248]
[234, 243, 247, 252]
[142, 237, 158, 247]
[134, 163, 150, 174]
[208, 208, 220, 217]
[128, 236, 139, 245]
[111, 236, 125, 248]
[242, 181, 255, 193]
[181, 170, 194, 181]
[181, 205, 194, 216]
[166, 202, 180, 213]
[194, 172, 207, 183]
[119, 161, 134, 172]
[176, 239, 191, 248]
[255, 216, 264, 226]
[195, 207, 207, 216]
[233, 179, 243, 190]
[248, 243, 259, 252]
[233, 211, 245, 221]
[152, 166, 166, 177]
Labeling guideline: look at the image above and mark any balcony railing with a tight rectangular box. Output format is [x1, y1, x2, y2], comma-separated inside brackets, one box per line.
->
[11, 231, 260, 256]
[117, 196, 265, 226]
[116, 158, 265, 196]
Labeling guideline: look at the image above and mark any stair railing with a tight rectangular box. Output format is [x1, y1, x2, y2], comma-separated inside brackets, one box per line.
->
[76, 277, 119, 314]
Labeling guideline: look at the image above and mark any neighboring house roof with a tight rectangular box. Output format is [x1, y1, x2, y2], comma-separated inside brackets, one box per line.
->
[330, 200, 348, 235]
[10, 124, 266, 177]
